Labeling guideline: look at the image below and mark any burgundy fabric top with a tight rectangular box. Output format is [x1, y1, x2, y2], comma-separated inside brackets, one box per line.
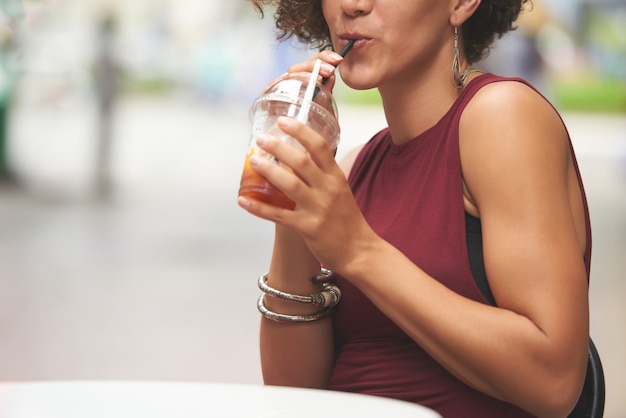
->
[327, 73, 592, 417]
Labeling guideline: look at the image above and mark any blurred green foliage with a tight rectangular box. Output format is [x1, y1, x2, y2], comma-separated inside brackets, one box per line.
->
[550, 76, 626, 113]
[120, 75, 178, 95]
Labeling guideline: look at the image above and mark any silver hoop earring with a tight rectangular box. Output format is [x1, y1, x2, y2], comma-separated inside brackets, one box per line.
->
[451, 26, 479, 89]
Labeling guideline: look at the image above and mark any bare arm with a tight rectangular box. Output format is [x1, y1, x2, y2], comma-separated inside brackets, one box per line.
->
[257, 141, 365, 387]
[335, 82, 589, 417]
[245, 50, 350, 388]
[259, 225, 334, 388]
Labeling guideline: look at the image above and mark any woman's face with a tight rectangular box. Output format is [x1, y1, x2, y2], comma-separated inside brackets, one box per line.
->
[322, 0, 455, 91]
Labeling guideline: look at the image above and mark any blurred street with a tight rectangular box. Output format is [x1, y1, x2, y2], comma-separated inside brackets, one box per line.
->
[0, 95, 625, 416]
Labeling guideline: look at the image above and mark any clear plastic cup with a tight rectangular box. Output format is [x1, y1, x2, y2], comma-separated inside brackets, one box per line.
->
[238, 72, 340, 209]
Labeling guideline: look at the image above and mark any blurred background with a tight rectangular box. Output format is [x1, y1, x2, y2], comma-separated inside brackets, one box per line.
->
[0, 0, 624, 416]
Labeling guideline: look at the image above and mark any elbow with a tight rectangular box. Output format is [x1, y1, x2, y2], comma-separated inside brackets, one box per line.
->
[529, 365, 587, 418]
[526, 334, 590, 418]
[535, 381, 583, 418]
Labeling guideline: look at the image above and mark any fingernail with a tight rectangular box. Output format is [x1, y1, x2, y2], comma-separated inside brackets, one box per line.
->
[249, 154, 262, 167]
[277, 116, 294, 128]
[238, 196, 251, 209]
[321, 63, 335, 74]
[329, 52, 343, 61]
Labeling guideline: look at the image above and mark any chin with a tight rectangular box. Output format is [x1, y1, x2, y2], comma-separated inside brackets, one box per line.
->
[343, 81, 376, 91]
[339, 68, 378, 91]
[340, 76, 377, 91]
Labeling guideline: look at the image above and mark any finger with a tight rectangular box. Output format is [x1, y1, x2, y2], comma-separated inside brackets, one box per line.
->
[256, 121, 338, 194]
[319, 49, 345, 64]
[316, 50, 344, 89]
[263, 52, 339, 92]
[287, 51, 344, 71]
[288, 51, 344, 80]
[276, 117, 337, 170]
[237, 194, 297, 226]
[288, 61, 336, 82]
[240, 141, 327, 221]
[253, 134, 320, 199]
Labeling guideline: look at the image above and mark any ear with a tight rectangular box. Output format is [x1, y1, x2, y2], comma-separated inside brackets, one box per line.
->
[449, 0, 481, 27]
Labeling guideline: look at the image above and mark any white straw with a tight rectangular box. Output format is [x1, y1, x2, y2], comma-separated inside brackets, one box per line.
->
[296, 58, 322, 124]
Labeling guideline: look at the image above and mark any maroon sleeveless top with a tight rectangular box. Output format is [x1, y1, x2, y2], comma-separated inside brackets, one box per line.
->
[327, 74, 592, 417]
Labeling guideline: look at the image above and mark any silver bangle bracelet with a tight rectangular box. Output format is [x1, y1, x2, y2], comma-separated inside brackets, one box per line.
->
[257, 294, 333, 322]
[258, 272, 341, 308]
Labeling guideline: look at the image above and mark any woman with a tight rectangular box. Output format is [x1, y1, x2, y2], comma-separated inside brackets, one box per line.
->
[238, 0, 592, 416]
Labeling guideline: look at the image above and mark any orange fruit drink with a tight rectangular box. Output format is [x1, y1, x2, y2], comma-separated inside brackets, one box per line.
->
[239, 146, 296, 210]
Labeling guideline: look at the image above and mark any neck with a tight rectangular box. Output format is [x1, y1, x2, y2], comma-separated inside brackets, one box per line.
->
[378, 67, 460, 145]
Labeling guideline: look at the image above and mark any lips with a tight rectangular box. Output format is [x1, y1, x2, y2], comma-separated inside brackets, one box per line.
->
[338, 35, 370, 50]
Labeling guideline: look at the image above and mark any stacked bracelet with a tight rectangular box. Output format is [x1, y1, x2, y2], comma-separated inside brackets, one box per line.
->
[257, 295, 333, 322]
[258, 272, 341, 308]
[256, 270, 342, 322]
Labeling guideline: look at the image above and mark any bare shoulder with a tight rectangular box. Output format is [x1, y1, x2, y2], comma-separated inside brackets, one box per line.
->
[459, 79, 571, 212]
[458, 79, 588, 327]
[461, 79, 566, 141]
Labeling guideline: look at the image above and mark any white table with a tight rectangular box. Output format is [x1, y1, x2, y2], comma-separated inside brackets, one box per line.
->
[0, 381, 441, 418]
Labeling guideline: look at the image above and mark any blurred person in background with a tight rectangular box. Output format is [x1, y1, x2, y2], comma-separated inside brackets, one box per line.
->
[239, 0, 592, 417]
[0, 0, 22, 182]
[93, 9, 120, 197]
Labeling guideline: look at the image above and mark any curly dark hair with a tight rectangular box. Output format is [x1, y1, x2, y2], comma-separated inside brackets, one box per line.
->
[250, 0, 531, 64]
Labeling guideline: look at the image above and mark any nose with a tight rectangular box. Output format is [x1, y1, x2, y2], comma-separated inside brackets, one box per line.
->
[340, 0, 373, 17]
